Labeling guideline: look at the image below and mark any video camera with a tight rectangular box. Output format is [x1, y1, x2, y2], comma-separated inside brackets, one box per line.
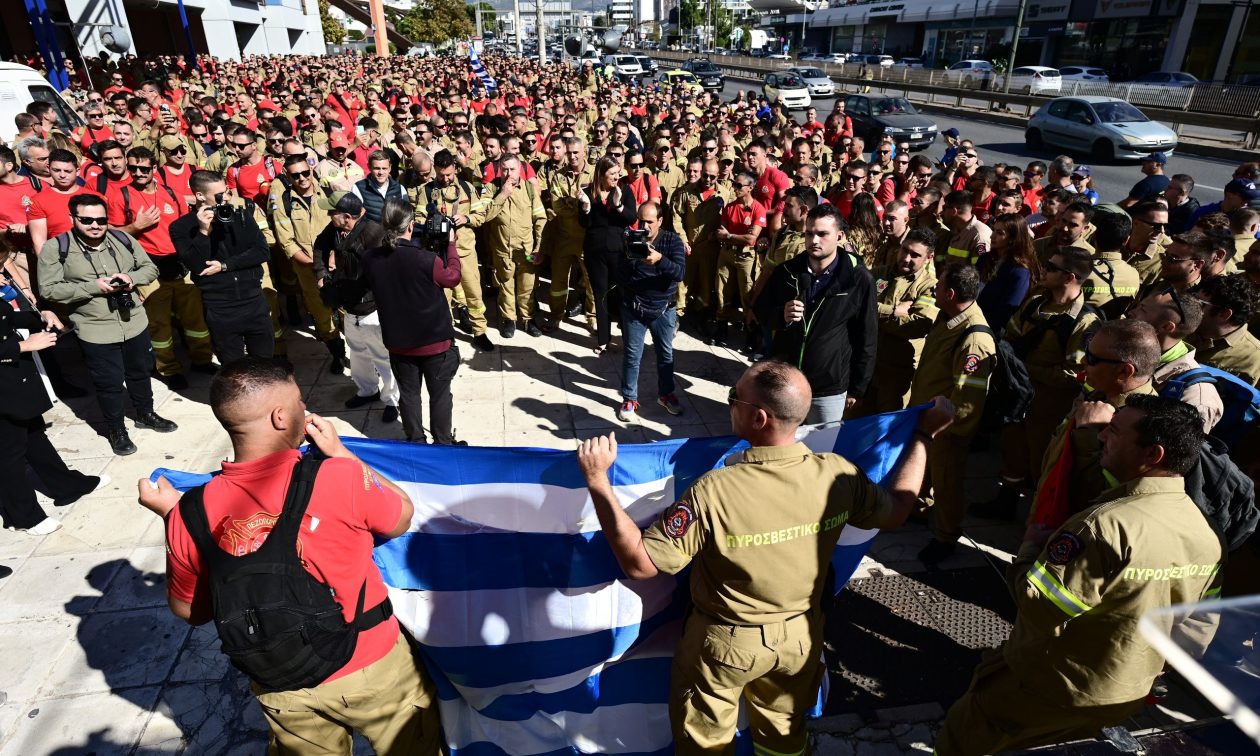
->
[419, 203, 455, 250]
[105, 276, 136, 322]
[625, 228, 650, 259]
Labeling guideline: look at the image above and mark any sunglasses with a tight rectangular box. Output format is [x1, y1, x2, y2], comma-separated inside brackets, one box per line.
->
[127, 164, 153, 173]
[268, 138, 285, 144]
[232, 141, 254, 148]
[1162, 287, 1187, 323]
[1140, 219, 1168, 231]
[74, 215, 108, 226]
[1162, 253, 1194, 264]
[288, 169, 312, 178]
[628, 162, 644, 168]
[1083, 346, 1126, 366]
[1043, 259, 1068, 275]
[878, 149, 892, 155]
[727, 386, 762, 411]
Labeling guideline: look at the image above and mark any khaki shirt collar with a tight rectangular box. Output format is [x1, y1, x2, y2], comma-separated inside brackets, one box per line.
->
[945, 302, 980, 330]
[741, 442, 811, 464]
[1095, 475, 1186, 505]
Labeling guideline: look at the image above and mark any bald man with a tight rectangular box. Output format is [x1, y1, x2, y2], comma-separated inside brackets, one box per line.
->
[139, 357, 441, 755]
[577, 361, 956, 754]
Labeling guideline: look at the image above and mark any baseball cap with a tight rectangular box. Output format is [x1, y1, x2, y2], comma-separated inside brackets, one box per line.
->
[942, 127, 960, 139]
[1070, 165, 1091, 178]
[1225, 179, 1260, 201]
[317, 190, 364, 215]
[654, 138, 672, 150]
[329, 132, 351, 150]
[1140, 152, 1168, 164]
[159, 135, 185, 151]
[257, 99, 279, 112]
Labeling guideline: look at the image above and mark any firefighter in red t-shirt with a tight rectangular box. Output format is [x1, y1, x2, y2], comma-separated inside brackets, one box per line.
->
[713, 171, 768, 342]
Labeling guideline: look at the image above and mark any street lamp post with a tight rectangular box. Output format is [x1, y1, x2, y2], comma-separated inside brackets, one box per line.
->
[1003, 0, 1029, 94]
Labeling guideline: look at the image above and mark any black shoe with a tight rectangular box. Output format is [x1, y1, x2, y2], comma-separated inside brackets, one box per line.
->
[712, 321, 729, 345]
[134, 412, 178, 433]
[566, 303, 583, 318]
[54, 474, 110, 507]
[325, 338, 347, 375]
[918, 539, 957, 566]
[972, 485, 1023, 521]
[435, 438, 469, 446]
[108, 427, 137, 456]
[500, 321, 517, 339]
[382, 405, 399, 424]
[455, 305, 472, 333]
[0, 564, 11, 579]
[159, 373, 189, 390]
[190, 362, 219, 375]
[471, 334, 495, 352]
[524, 320, 543, 337]
[345, 391, 380, 409]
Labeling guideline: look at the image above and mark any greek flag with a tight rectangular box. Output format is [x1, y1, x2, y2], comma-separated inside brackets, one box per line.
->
[470, 50, 497, 92]
[154, 407, 922, 754]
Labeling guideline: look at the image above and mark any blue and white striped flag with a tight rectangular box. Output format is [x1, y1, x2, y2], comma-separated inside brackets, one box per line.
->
[470, 50, 497, 92]
[154, 406, 922, 754]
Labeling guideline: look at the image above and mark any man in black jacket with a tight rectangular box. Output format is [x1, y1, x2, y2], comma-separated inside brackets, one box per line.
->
[171, 170, 274, 365]
[313, 192, 397, 423]
[757, 203, 877, 427]
[614, 201, 686, 422]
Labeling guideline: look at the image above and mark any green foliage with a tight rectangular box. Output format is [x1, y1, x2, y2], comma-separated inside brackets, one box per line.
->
[319, 0, 345, 45]
[593, 14, 609, 28]
[465, 2, 497, 31]
[346, 29, 364, 42]
[397, 0, 474, 44]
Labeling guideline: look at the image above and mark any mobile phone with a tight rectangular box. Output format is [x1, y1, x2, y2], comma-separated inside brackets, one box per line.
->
[356, 125, 365, 135]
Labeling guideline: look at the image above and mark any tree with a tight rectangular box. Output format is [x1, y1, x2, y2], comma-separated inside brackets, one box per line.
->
[319, 0, 345, 45]
[592, 14, 609, 29]
[397, 0, 474, 45]
[465, 2, 497, 32]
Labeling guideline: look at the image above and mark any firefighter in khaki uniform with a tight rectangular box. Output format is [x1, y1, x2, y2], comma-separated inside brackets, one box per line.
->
[910, 262, 997, 564]
[862, 228, 938, 415]
[1123, 200, 1172, 284]
[576, 361, 957, 756]
[671, 159, 732, 317]
[539, 138, 596, 329]
[936, 396, 1223, 756]
[415, 151, 495, 351]
[482, 155, 548, 337]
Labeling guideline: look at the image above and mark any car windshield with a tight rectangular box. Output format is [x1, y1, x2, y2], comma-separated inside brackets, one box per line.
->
[780, 75, 804, 88]
[1092, 101, 1148, 123]
[692, 62, 717, 72]
[873, 98, 916, 115]
[797, 68, 825, 78]
[616, 57, 637, 65]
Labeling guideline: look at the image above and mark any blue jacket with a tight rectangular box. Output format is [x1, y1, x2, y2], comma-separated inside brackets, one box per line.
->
[355, 177, 406, 223]
[616, 229, 685, 321]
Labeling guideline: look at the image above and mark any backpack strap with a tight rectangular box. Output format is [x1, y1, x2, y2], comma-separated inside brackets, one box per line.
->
[106, 229, 136, 255]
[954, 323, 995, 352]
[121, 185, 131, 224]
[56, 232, 71, 264]
[96, 172, 109, 195]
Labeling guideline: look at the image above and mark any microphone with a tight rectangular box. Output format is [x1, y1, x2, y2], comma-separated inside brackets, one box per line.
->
[790, 271, 810, 327]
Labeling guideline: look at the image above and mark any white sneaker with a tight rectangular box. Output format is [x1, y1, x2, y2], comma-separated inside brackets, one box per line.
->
[26, 517, 62, 536]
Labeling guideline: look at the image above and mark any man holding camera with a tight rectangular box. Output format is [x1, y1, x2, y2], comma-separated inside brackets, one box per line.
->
[615, 201, 686, 421]
[38, 194, 178, 456]
[171, 170, 275, 365]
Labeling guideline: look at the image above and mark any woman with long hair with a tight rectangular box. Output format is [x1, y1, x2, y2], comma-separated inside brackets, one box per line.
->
[846, 193, 883, 268]
[977, 213, 1042, 332]
[360, 198, 465, 445]
[579, 156, 637, 355]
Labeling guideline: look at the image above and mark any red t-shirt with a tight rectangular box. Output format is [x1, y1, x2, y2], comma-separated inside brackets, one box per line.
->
[753, 165, 791, 216]
[1022, 184, 1044, 216]
[622, 173, 661, 207]
[72, 124, 114, 151]
[82, 164, 132, 195]
[165, 450, 403, 684]
[721, 199, 768, 237]
[0, 178, 40, 248]
[481, 160, 536, 185]
[28, 185, 97, 240]
[106, 184, 182, 257]
[227, 158, 278, 203]
[159, 165, 195, 208]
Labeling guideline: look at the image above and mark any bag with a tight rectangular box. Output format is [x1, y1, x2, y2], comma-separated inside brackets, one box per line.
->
[1161, 365, 1260, 449]
[1183, 435, 1259, 553]
[955, 324, 1034, 431]
[1028, 419, 1076, 530]
[55, 229, 136, 264]
[177, 456, 393, 692]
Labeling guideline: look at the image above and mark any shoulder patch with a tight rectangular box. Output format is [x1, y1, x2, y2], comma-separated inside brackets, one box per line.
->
[1046, 532, 1084, 565]
[662, 501, 696, 539]
[963, 354, 981, 374]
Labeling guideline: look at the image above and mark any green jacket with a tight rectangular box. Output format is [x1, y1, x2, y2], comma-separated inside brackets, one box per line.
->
[38, 230, 157, 345]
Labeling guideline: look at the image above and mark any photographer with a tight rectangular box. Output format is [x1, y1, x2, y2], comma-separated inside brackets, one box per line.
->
[170, 170, 274, 365]
[614, 201, 686, 422]
[38, 194, 177, 456]
[361, 198, 464, 445]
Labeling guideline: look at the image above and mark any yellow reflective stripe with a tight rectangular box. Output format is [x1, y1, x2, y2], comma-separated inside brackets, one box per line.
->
[1205, 587, 1222, 598]
[550, 288, 570, 297]
[1102, 469, 1119, 489]
[753, 743, 805, 756]
[470, 200, 491, 211]
[273, 328, 285, 338]
[914, 296, 936, 306]
[183, 329, 210, 339]
[1028, 561, 1092, 618]
[946, 246, 971, 259]
[959, 376, 988, 389]
[150, 338, 174, 349]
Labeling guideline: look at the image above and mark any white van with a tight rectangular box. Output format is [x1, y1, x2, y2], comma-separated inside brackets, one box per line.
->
[0, 63, 83, 144]
[602, 54, 645, 79]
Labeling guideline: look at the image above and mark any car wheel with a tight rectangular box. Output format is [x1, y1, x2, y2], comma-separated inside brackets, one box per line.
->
[1025, 128, 1044, 150]
[1092, 139, 1113, 163]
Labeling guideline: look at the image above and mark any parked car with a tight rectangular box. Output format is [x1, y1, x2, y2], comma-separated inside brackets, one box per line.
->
[680, 58, 725, 90]
[655, 70, 704, 94]
[763, 72, 812, 109]
[785, 66, 835, 97]
[1132, 71, 1199, 87]
[895, 57, 927, 68]
[767, 53, 792, 61]
[635, 55, 658, 75]
[1005, 66, 1063, 95]
[815, 53, 848, 64]
[1127, 71, 1199, 107]
[1058, 66, 1110, 82]
[1025, 96, 1178, 161]
[842, 94, 937, 151]
[861, 54, 895, 68]
[602, 54, 645, 79]
[749, 48, 770, 58]
[942, 59, 995, 88]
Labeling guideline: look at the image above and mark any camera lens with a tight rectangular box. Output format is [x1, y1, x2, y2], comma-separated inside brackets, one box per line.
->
[214, 203, 236, 223]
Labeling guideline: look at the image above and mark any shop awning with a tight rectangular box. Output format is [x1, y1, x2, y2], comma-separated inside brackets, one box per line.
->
[811, 0, 1020, 27]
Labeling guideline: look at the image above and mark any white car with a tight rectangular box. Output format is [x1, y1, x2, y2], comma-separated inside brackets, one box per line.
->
[1026, 96, 1178, 161]
[602, 54, 644, 79]
[861, 54, 895, 68]
[895, 57, 927, 68]
[1058, 66, 1110, 82]
[763, 72, 812, 109]
[942, 59, 995, 88]
[766, 53, 792, 61]
[785, 66, 835, 97]
[1005, 66, 1063, 95]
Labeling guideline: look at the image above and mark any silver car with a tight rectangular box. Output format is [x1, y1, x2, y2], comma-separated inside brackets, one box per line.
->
[1026, 96, 1177, 161]
[785, 66, 835, 97]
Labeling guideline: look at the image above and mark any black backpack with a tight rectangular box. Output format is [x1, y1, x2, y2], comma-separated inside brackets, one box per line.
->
[178, 456, 393, 692]
[1183, 435, 1259, 553]
[955, 323, 1034, 431]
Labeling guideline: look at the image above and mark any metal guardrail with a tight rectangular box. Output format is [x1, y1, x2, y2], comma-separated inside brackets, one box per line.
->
[650, 49, 1260, 148]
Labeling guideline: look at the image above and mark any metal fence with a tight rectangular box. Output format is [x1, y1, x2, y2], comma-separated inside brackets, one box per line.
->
[651, 50, 1260, 118]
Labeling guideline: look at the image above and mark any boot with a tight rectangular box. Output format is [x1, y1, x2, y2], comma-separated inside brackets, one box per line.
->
[454, 305, 472, 334]
[325, 337, 346, 375]
[284, 295, 303, 327]
[972, 482, 1024, 521]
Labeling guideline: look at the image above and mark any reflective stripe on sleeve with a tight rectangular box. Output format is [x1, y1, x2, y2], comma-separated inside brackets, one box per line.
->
[1028, 561, 1092, 618]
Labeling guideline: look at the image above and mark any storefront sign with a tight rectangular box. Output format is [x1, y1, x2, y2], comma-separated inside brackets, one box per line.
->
[868, 3, 905, 13]
[1025, 1, 1070, 21]
[1094, 0, 1153, 19]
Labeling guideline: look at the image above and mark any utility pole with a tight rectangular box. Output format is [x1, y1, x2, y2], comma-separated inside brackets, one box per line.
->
[514, 0, 524, 54]
[1003, 0, 1029, 94]
[369, 0, 388, 57]
[537, 0, 547, 65]
[476, 3, 483, 40]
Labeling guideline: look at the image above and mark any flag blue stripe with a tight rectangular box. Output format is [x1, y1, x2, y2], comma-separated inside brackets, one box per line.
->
[463, 657, 673, 720]
[447, 731, 754, 756]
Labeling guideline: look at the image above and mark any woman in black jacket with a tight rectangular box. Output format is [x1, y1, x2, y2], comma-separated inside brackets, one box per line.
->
[580, 156, 638, 354]
[0, 247, 106, 536]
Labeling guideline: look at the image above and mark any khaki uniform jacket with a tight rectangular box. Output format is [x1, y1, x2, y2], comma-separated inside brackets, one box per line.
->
[413, 180, 491, 258]
[909, 303, 996, 438]
[1190, 325, 1260, 387]
[670, 183, 733, 249]
[269, 183, 331, 261]
[1152, 343, 1223, 432]
[1125, 234, 1171, 284]
[545, 164, 595, 239]
[656, 163, 686, 201]
[872, 229, 908, 271]
[314, 158, 366, 192]
[914, 214, 952, 261]
[204, 147, 234, 177]
[1006, 295, 1101, 394]
[38, 230, 157, 345]
[1083, 250, 1141, 315]
[764, 227, 805, 269]
[871, 264, 938, 371]
[641, 443, 894, 625]
[482, 181, 548, 252]
[1006, 476, 1222, 707]
[943, 217, 991, 266]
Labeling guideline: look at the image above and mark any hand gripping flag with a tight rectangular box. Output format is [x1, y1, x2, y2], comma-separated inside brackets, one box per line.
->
[153, 406, 924, 754]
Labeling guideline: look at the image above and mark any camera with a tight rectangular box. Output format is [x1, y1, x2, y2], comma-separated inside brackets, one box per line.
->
[625, 228, 650, 259]
[213, 192, 236, 223]
[105, 277, 136, 322]
[418, 203, 455, 249]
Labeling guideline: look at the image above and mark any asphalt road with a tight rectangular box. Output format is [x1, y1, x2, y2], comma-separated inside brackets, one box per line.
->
[699, 76, 1242, 207]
